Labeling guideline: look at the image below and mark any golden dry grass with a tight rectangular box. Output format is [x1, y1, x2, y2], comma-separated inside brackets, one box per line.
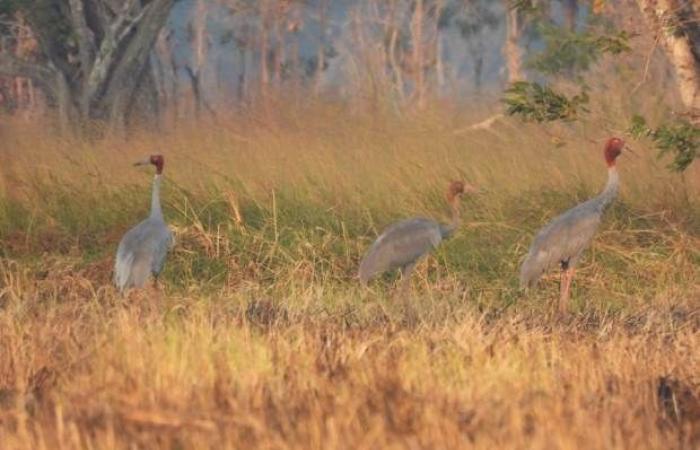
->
[0, 97, 699, 449]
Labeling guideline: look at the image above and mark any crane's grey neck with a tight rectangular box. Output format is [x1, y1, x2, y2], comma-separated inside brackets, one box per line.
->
[150, 174, 163, 220]
[596, 166, 619, 210]
[440, 198, 461, 239]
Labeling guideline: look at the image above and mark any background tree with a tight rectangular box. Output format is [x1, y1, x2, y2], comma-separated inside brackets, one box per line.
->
[0, 0, 175, 131]
[634, 0, 700, 122]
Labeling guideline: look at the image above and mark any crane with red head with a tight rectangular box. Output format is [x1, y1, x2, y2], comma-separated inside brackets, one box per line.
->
[359, 180, 479, 293]
[114, 154, 173, 293]
[519, 137, 629, 314]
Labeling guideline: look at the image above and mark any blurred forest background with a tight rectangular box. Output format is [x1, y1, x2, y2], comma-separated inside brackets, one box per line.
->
[0, 1, 697, 143]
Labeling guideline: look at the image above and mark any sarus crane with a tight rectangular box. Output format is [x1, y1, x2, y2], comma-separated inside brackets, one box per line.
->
[114, 155, 173, 293]
[359, 180, 478, 292]
[519, 137, 629, 314]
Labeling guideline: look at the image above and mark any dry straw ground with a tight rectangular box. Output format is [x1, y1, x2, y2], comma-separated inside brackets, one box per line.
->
[0, 98, 699, 449]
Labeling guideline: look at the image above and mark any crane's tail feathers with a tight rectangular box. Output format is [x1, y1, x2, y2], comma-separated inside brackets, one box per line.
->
[114, 252, 134, 293]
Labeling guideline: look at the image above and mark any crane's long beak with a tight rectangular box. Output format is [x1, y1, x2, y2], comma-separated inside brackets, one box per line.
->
[133, 158, 151, 167]
[624, 145, 639, 158]
[465, 183, 484, 194]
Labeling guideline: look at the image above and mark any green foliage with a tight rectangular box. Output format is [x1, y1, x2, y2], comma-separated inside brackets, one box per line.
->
[0, 0, 17, 15]
[503, 81, 589, 123]
[528, 25, 632, 76]
[508, 0, 543, 15]
[630, 115, 699, 172]
[500, 3, 630, 128]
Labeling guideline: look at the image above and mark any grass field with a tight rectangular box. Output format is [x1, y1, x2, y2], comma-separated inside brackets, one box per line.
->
[0, 101, 699, 449]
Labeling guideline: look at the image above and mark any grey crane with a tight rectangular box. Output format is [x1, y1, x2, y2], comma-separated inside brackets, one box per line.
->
[519, 137, 629, 314]
[359, 181, 478, 292]
[114, 154, 173, 293]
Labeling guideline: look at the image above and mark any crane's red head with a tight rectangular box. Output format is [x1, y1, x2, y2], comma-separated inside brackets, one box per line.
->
[446, 180, 478, 202]
[134, 154, 164, 174]
[604, 137, 625, 167]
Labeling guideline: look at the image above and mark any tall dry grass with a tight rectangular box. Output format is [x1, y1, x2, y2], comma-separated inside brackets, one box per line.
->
[0, 92, 699, 449]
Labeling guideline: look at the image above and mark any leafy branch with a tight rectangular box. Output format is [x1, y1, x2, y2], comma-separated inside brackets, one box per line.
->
[629, 115, 699, 172]
[503, 81, 589, 123]
[528, 25, 632, 76]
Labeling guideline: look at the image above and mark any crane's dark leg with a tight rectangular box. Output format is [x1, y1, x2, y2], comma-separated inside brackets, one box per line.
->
[559, 260, 573, 315]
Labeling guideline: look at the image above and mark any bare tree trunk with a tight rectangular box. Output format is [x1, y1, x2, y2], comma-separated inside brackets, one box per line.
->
[504, 2, 524, 83]
[12, 13, 37, 117]
[314, 0, 328, 94]
[259, 0, 271, 98]
[435, 1, 445, 91]
[56, 72, 77, 133]
[153, 32, 170, 119]
[563, 0, 578, 31]
[289, 27, 301, 93]
[386, 1, 405, 102]
[411, 0, 426, 108]
[635, 0, 700, 118]
[272, 0, 289, 88]
[187, 0, 209, 119]
[26, 78, 36, 115]
[236, 24, 250, 103]
[129, 65, 160, 128]
[155, 30, 180, 123]
[185, 66, 202, 118]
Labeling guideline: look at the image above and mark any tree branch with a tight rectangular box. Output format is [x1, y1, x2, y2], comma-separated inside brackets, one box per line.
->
[25, 0, 77, 80]
[84, 0, 149, 106]
[99, 0, 175, 122]
[68, 0, 96, 77]
[0, 53, 54, 89]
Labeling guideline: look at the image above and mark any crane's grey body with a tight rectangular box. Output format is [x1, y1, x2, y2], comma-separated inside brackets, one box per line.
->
[358, 181, 471, 290]
[359, 218, 454, 285]
[114, 174, 173, 292]
[519, 168, 619, 288]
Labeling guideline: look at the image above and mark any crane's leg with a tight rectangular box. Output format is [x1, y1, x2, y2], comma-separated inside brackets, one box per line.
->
[398, 262, 417, 297]
[559, 267, 574, 315]
[558, 260, 571, 315]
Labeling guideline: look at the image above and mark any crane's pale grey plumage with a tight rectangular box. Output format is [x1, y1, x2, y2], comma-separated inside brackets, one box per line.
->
[359, 181, 475, 289]
[114, 155, 173, 293]
[519, 169, 618, 287]
[359, 217, 448, 285]
[519, 137, 626, 313]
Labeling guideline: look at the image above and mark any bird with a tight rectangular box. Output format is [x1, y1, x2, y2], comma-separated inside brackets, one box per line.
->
[359, 180, 478, 292]
[519, 137, 628, 314]
[114, 154, 173, 294]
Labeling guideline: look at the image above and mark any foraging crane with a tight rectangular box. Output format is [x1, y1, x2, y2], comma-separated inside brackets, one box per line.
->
[519, 137, 629, 313]
[359, 181, 478, 292]
[114, 155, 173, 293]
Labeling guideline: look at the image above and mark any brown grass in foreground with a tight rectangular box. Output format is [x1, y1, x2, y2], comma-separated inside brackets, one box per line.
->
[0, 258, 698, 450]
